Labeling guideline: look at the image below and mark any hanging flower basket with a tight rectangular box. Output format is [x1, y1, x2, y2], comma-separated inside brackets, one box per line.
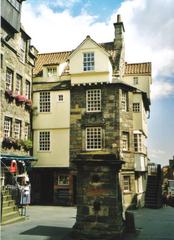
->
[25, 99, 32, 106]
[25, 99, 32, 111]
[2, 137, 16, 149]
[13, 139, 22, 150]
[15, 95, 27, 103]
[20, 139, 32, 152]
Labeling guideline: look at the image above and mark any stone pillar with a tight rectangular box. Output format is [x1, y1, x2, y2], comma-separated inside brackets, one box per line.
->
[71, 152, 125, 240]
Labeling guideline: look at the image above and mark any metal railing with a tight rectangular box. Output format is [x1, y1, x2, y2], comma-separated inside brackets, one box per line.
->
[1, 161, 21, 206]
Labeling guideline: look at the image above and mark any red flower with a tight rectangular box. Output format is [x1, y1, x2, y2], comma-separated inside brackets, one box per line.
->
[15, 95, 27, 102]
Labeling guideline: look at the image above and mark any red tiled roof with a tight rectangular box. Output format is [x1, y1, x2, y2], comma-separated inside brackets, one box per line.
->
[33, 51, 71, 76]
[33, 44, 151, 77]
[124, 62, 151, 75]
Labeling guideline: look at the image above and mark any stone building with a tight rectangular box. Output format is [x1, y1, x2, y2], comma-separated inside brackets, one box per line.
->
[1, 0, 37, 186]
[31, 15, 152, 209]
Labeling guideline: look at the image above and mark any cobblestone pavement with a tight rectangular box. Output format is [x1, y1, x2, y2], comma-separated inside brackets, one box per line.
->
[1, 205, 174, 240]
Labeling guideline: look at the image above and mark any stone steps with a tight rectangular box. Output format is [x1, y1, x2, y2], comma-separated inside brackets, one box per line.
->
[1, 187, 25, 225]
[1, 215, 25, 225]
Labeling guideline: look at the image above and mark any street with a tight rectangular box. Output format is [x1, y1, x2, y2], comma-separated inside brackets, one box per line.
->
[1, 205, 174, 240]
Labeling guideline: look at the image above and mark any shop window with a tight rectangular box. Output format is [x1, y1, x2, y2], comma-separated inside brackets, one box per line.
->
[58, 176, 69, 185]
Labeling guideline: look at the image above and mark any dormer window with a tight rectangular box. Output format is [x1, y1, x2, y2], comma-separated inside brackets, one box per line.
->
[83, 52, 94, 71]
[47, 67, 57, 77]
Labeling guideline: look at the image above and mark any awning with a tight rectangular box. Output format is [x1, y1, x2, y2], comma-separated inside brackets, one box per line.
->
[0, 154, 37, 162]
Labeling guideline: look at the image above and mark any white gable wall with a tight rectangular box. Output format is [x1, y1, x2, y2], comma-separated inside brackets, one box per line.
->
[69, 38, 112, 84]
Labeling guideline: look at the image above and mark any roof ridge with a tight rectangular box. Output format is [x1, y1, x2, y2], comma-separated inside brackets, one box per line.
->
[126, 62, 151, 65]
[37, 51, 72, 56]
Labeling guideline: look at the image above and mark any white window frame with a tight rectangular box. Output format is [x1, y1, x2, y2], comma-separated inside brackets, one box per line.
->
[24, 123, 30, 140]
[122, 132, 129, 151]
[134, 133, 142, 152]
[6, 68, 13, 91]
[133, 77, 138, 85]
[40, 92, 51, 112]
[4, 117, 12, 138]
[39, 131, 50, 151]
[47, 67, 57, 77]
[121, 90, 128, 111]
[25, 80, 30, 99]
[57, 94, 64, 102]
[86, 127, 102, 151]
[16, 74, 22, 95]
[123, 176, 131, 192]
[19, 38, 26, 63]
[83, 52, 94, 71]
[14, 119, 21, 139]
[58, 176, 69, 185]
[86, 89, 101, 112]
[133, 103, 140, 112]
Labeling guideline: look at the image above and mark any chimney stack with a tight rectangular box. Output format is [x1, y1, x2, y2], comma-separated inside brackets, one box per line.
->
[113, 14, 125, 76]
[117, 14, 121, 23]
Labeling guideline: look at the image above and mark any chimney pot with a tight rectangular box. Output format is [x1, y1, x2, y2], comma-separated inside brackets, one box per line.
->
[117, 14, 121, 23]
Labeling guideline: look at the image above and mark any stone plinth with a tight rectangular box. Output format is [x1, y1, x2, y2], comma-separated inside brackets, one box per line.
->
[71, 152, 125, 240]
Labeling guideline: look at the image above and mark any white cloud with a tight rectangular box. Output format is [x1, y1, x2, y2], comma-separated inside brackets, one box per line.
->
[49, 0, 81, 8]
[21, 0, 174, 99]
[151, 81, 174, 100]
[21, 3, 113, 52]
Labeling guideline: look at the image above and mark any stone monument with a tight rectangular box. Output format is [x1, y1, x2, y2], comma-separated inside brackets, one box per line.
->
[71, 151, 125, 240]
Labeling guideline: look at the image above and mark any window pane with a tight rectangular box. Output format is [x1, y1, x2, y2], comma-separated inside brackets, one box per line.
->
[25, 80, 30, 99]
[123, 176, 131, 192]
[40, 92, 50, 112]
[86, 127, 102, 150]
[16, 74, 22, 95]
[39, 131, 50, 151]
[83, 52, 94, 71]
[6, 68, 13, 91]
[86, 89, 101, 112]
[4, 117, 12, 137]
[14, 120, 21, 139]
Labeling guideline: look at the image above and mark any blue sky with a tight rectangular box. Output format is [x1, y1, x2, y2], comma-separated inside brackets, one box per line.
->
[21, 0, 174, 166]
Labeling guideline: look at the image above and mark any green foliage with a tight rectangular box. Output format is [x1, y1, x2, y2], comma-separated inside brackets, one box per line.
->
[21, 139, 33, 151]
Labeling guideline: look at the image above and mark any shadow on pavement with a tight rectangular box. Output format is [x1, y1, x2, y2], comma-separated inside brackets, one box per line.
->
[21, 225, 72, 240]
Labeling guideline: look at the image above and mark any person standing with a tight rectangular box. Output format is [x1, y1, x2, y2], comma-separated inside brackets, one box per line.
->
[20, 181, 31, 216]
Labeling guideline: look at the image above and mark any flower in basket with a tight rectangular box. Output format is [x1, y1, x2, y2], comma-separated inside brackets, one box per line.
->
[13, 139, 22, 150]
[2, 137, 16, 149]
[25, 99, 32, 106]
[21, 139, 32, 152]
[15, 95, 27, 102]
